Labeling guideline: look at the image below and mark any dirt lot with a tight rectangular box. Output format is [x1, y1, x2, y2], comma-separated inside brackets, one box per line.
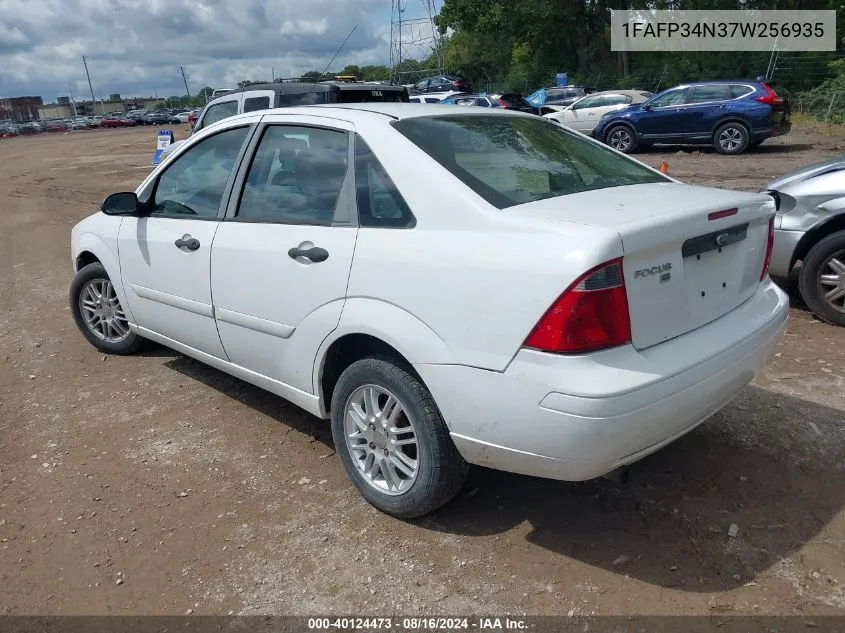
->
[1, 124, 844, 617]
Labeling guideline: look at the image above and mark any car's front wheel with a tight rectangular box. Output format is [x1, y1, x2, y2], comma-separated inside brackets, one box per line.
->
[714, 122, 749, 154]
[330, 356, 468, 518]
[70, 262, 145, 354]
[605, 125, 637, 153]
[798, 230, 845, 327]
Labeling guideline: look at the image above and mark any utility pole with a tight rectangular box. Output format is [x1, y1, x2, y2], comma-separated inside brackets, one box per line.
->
[179, 66, 191, 99]
[272, 66, 275, 82]
[82, 55, 97, 114]
[68, 84, 77, 117]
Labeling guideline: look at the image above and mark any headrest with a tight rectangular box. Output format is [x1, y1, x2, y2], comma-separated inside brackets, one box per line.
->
[295, 149, 347, 197]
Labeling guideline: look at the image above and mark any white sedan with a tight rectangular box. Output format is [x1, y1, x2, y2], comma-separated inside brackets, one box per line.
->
[69, 104, 788, 517]
[545, 90, 652, 134]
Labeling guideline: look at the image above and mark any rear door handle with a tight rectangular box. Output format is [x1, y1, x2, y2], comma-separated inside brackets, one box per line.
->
[175, 234, 200, 251]
[288, 246, 329, 263]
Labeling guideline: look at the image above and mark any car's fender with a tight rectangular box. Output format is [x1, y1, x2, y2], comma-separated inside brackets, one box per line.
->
[71, 215, 137, 325]
[311, 297, 454, 397]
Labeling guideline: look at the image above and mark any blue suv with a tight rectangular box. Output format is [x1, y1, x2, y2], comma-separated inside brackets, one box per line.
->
[592, 80, 791, 155]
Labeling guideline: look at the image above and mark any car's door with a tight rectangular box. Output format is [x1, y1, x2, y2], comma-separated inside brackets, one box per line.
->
[635, 87, 691, 140]
[210, 117, 359, 393]
[117, 123, 255, 357]
[561, 95, 602, 131]
[683, 84, 733, 138]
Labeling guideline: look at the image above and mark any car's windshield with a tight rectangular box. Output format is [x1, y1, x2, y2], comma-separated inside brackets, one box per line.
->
[392, 115, 667, 209]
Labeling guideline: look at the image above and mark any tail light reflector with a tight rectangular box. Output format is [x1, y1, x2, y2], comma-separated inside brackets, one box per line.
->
[754, 84, 783, 106]
[761, 217, 775, 280]
[524, 259, 631, 354]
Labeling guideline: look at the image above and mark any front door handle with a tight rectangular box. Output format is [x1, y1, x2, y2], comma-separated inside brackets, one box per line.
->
[175, 234, 200, 251]
[288, 245, 329, 263]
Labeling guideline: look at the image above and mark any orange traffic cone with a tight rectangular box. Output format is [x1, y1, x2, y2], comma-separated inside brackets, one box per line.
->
[659, 160, 669, 175]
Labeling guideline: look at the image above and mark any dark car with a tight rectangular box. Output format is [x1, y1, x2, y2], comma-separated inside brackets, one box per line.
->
[592, 80, 791, 155]
[192, 81, 409, 134]
[527, 86, 589, 110]
[143, 111, 174, 126]
[413, 75, 473, 94]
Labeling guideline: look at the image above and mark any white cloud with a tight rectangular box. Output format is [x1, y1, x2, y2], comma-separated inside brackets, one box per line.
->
[0, 0, 394, 101]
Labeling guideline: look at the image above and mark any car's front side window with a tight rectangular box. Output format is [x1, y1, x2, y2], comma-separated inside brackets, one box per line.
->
[199, 100, 239, 130]
[151, 127, 249, 219]
[648, 88, 688, 108]
[236, 125, 349, 225]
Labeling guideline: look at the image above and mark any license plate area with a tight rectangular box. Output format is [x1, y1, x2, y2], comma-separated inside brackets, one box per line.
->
[683, 223, 748, 312]
[682, 223, 748, 258]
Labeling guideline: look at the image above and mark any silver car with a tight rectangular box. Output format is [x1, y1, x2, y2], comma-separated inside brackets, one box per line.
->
[764, 157, 845, 326]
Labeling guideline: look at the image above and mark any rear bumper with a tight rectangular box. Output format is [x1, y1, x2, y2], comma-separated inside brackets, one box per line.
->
[753, 120, 791, 142]
[416, 279, 789, 481]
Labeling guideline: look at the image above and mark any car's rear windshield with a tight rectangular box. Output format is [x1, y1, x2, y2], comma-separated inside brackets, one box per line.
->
[392, 115, 667, 209]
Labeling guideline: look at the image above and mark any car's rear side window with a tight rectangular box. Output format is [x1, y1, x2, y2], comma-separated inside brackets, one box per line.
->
[730, 84, 754, 99]
[354, 135, 415, 228]
[689, 84, 730, 103]
[392, 115, 667, 210]
[237, 125, 349, 225]
[243, 96, 271, 112]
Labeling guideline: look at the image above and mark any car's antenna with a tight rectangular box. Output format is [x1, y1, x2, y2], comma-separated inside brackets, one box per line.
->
[310, 24, 358, 90]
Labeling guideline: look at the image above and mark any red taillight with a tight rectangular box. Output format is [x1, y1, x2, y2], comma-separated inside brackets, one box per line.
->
[761, 217, 775, 280]
[499, 98, 509, 109]
[754, 84, 783, 106]
[524, 259, 631, 354]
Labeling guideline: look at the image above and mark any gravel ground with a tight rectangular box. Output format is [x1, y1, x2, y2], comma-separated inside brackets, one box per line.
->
[0, 124, 843, 616]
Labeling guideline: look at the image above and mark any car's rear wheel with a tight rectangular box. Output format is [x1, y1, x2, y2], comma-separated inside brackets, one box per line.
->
[605, 125, 637, 153]
[798, 231, 845, 327]
[330, 356, 468, 518]
[70, 262, 145, 354]
[714, 122, 749, 154]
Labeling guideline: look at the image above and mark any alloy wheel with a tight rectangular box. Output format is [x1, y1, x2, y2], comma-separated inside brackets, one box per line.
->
[78, 279, 131, 343]
[818, 250, 845, 314]
[608, 128, 633, 151]
[344, 384, 419, 495]
[718, 127, 744, 152]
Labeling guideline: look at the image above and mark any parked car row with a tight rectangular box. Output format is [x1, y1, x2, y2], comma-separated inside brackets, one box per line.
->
[408, 77, 791, 156]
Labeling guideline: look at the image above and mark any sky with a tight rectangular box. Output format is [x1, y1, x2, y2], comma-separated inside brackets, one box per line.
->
[0, 0, 439, 103]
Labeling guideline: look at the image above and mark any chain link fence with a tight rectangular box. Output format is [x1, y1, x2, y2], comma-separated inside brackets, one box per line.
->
[792, 92, 843, 124]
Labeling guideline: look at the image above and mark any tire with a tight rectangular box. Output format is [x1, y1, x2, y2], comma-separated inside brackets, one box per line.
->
[330, 355, 468, 518]
[798, 231, 845, 327]
[605, 124, 637, 153]
[69, 262, 145, 354]
[713, 122, 749, 154]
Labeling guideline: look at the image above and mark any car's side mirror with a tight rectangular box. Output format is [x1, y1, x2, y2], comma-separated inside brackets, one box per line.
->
[641, 104, 652, 111]
[100, 191, 141, 216]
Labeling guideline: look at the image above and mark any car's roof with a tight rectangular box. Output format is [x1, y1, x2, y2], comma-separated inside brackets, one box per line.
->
[213, 103, 535, 129]
[683, 79, 764, 85]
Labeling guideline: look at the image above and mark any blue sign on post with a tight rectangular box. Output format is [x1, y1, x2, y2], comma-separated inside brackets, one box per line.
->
[151, 129, 174, 165]
[555, 73, 569, 87]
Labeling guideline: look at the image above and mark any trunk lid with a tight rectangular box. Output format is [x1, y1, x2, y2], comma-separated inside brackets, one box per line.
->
[511, 182, 774, 349]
